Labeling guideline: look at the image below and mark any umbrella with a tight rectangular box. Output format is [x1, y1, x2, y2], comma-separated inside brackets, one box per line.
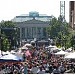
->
[0, 53, 23, 61]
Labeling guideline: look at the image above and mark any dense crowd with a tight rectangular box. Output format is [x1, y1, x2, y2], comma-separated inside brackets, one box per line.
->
[0, 46, 75, 74]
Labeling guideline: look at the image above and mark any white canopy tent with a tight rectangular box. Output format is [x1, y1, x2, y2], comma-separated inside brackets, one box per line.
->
[51, 47, 61, 51]
[0, 50, 2, 57]
[65, 47, 72, 52]
[6, 51, 10, 54]
[25, 43, 32, 47]
[48, 45, 61, 53]
[55, 50, 68, 55]
[19, 46, 28, 50]
[14, 53, 23, 59]
[19, 43, 32, 50]
[31, 41, 35, 43]
[10, 50, 16, 54]
[2, 51, 10, 55]
[64, 52, 75, 59]
[21, 46, 28, 50]
[0, 53, 23, 61]
[48, 45, 57, 48]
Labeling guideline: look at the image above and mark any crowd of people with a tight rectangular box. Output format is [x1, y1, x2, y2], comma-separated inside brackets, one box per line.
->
[0, 45, 75, 74]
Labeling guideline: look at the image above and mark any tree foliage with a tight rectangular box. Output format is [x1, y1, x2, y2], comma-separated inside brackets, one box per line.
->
[1, 34, 10, 51]
[0, 21, 20, 51]
[0, 21, 15, 28]
[46, 16, 73, 49]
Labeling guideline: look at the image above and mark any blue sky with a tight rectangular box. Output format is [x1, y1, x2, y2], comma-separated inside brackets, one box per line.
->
[0, 0, 69, 22]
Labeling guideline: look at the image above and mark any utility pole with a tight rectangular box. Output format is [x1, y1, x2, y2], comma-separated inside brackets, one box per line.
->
[60, 1, 65, 49]
[60, 1, 65, 22]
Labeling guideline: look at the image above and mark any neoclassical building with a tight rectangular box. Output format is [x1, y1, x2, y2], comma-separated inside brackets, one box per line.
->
[12, 11, 53, 41]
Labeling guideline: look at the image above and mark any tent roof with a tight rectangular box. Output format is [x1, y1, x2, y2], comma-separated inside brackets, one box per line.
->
[55, 50, 68, 55]
[0, 53, 22, 61]
[65, 52, 75, 59]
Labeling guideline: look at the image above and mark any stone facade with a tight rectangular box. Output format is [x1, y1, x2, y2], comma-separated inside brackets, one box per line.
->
[15, 19, 50, 41]
[12, 12, 52, 42]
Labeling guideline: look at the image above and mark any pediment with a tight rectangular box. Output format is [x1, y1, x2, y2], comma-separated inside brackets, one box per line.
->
[24, 19, 49, 24]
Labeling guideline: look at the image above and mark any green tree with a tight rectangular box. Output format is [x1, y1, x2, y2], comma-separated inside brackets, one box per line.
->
[47, 17, 59, 39]
[46, 16, 71, 49]
[0, 21, 15, 28]
[1, 33, 10, 51]
[0, 21, 20, 51]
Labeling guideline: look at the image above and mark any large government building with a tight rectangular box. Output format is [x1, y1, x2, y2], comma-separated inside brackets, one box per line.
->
[12, 11, 53, 42]
[69, 1, 75, 29]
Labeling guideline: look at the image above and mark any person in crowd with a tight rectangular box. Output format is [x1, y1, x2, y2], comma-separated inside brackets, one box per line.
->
[58, 63, 65, 74]
[22, 52, 26, 62]
[73, 65, 75, 73]
[48, 63, 53, 74]
[0, 45, 75, 74]
[37, 67, 45, 74]
[52, 66, 60, 74]
[23, 62, 28, 74]
[31, 64, 39, 74]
